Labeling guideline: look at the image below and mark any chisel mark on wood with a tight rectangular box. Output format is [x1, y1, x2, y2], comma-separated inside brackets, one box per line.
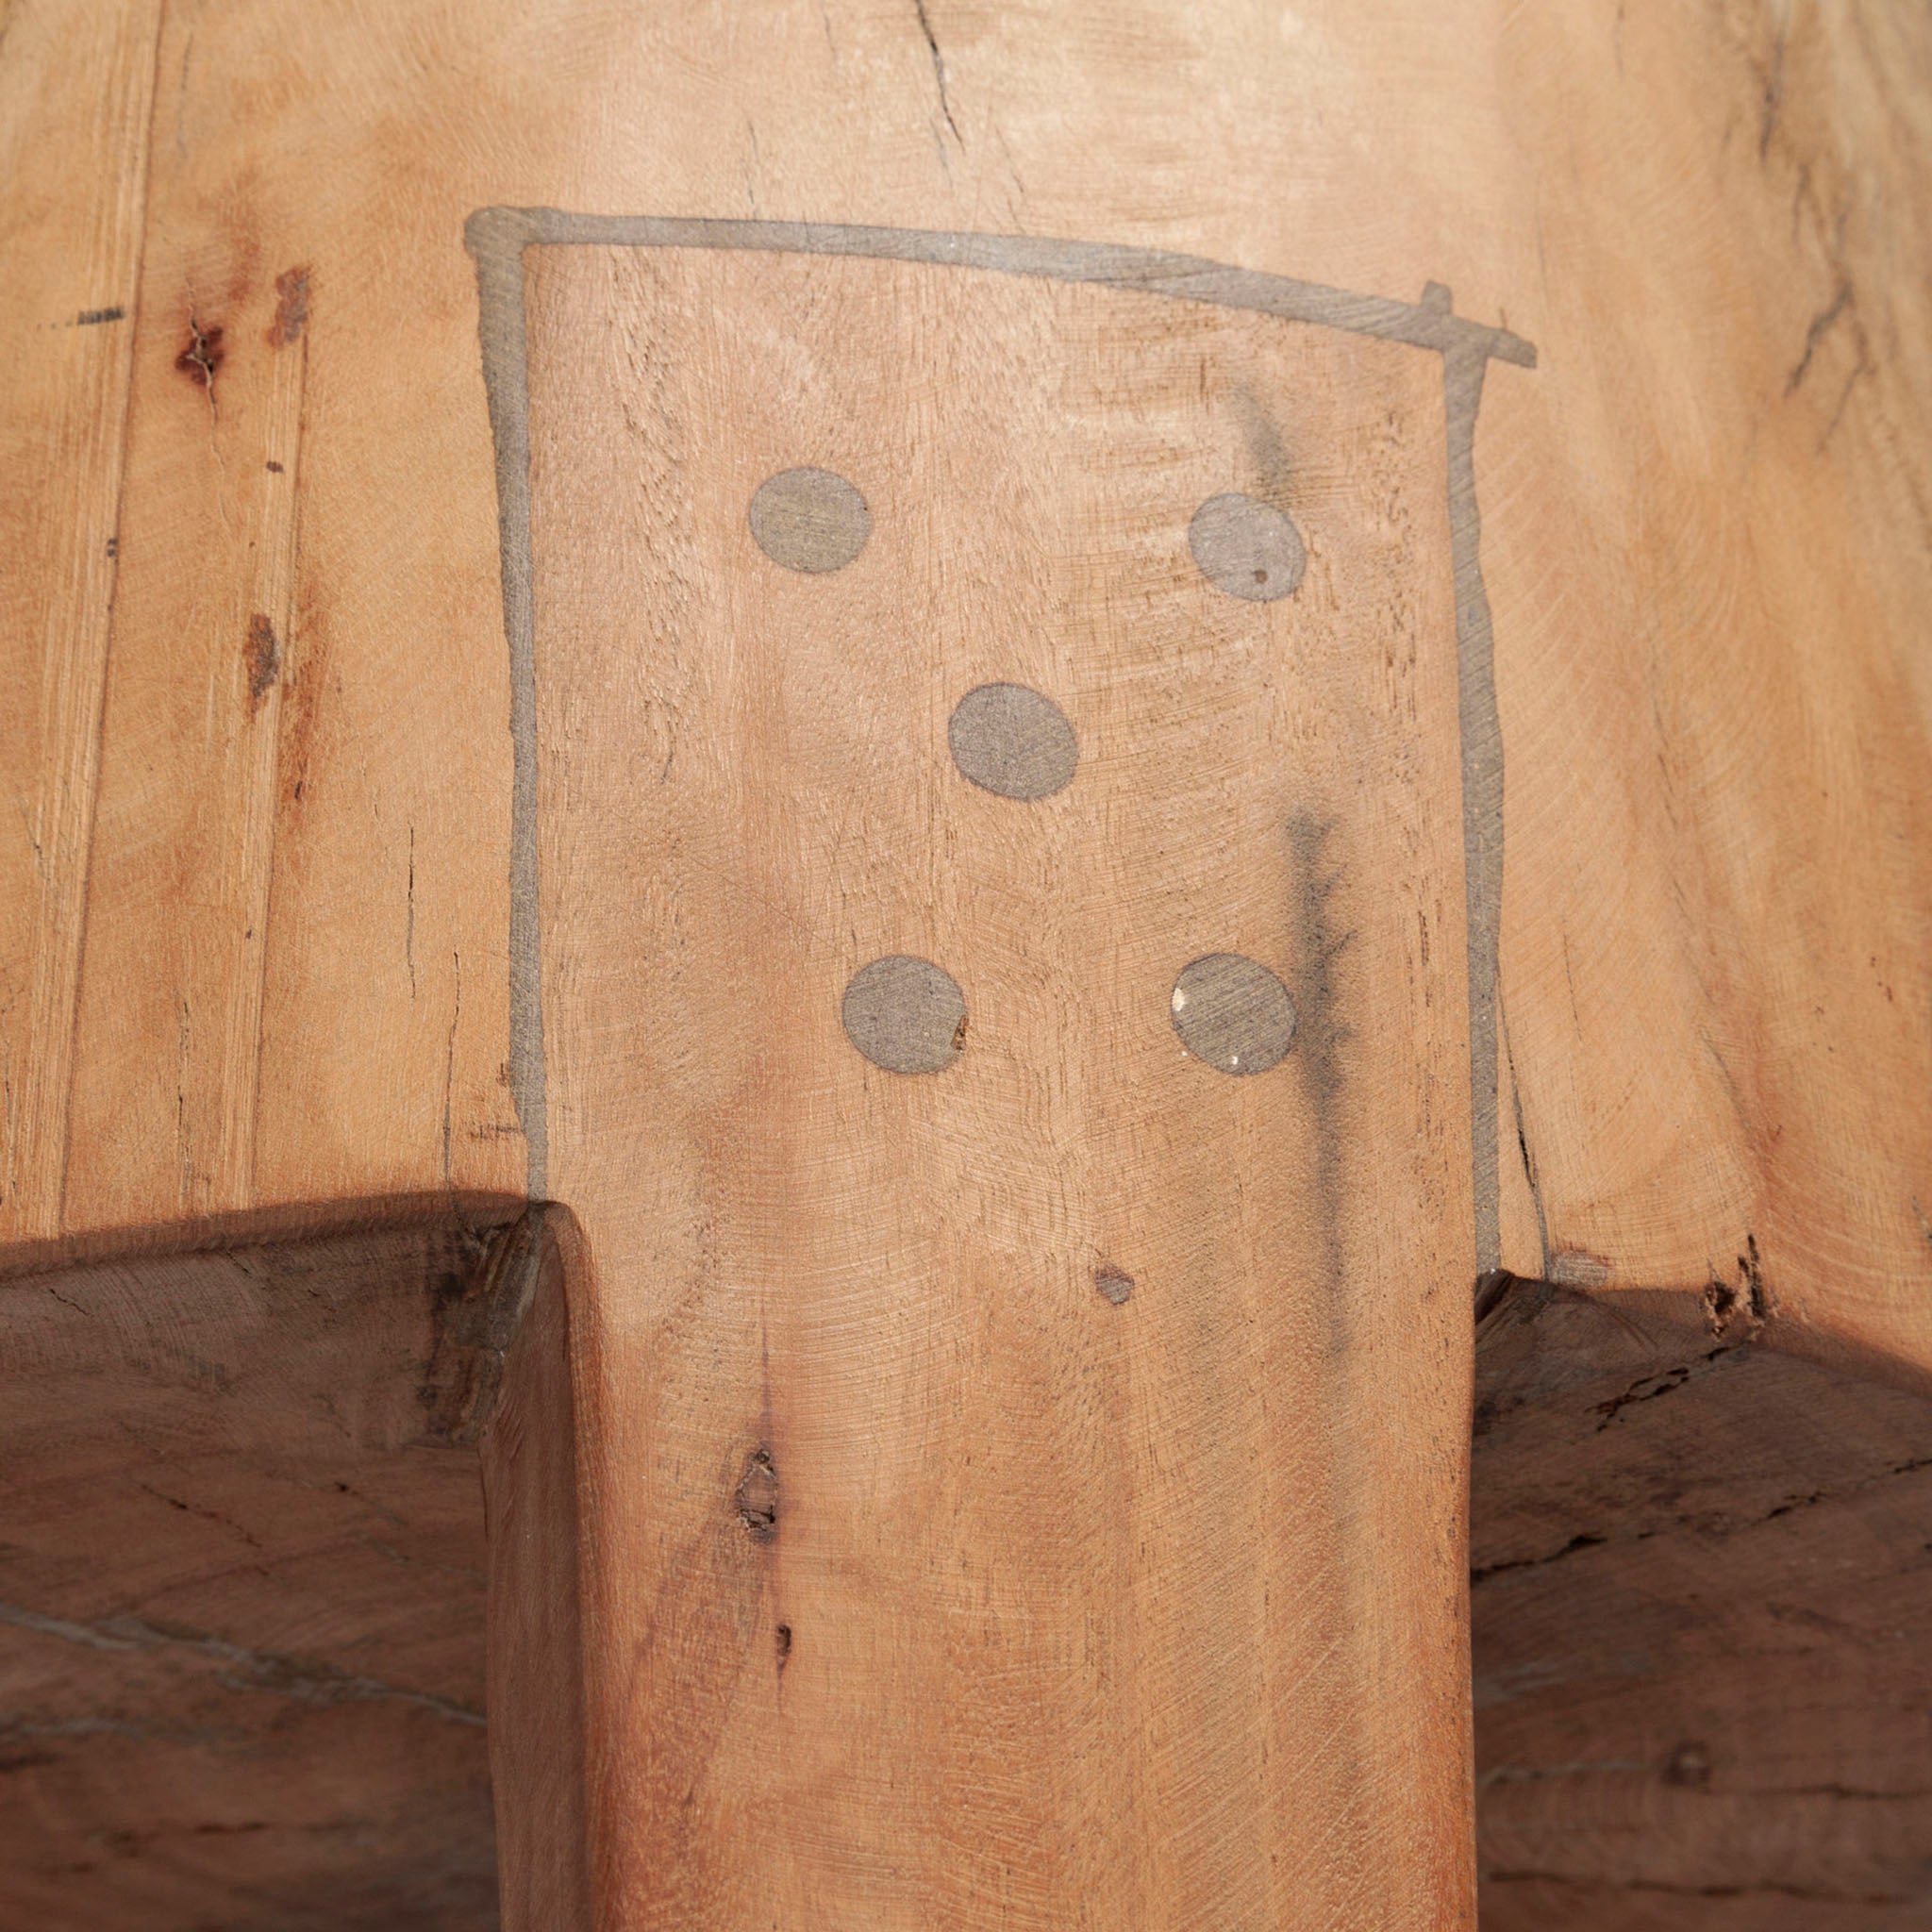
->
[406, 824, 417, 1000]
[267, 267, 309, 348]
[244, 615, 279, 713]
[912, 0, 961, 146]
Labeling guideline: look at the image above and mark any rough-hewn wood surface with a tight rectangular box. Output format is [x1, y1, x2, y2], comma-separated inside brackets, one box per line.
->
[0, 1203, 525, 1929]
[516, 234, 1484, 1926]
[1472, 1274, 1932, 1926]
[2, 1, 1929, 1925]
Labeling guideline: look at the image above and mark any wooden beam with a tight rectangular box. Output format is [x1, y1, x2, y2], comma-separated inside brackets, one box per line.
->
[2, 2, 1929, 1925]
[0, 1200, 524, 1928]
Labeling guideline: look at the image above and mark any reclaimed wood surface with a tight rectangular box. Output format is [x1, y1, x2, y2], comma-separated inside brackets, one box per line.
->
[517, 236, 1482, 1928]
[0, 1202, 524, 1928]
[1, 2, 1929, 1926]
[1470, 1274, 1932, 1928]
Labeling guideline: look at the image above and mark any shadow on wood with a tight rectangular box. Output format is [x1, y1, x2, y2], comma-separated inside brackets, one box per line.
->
[1473, 1274, 1932, 1928]
[5, 1208, 1929, 1929]
[0, 1196, 586, 1932]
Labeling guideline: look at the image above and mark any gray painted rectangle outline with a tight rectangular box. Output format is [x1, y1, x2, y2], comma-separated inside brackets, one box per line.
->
[466, 208, 1535, 1274]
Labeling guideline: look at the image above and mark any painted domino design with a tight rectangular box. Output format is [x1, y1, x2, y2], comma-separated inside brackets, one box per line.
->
[746, 459, 1306, 1082]
[469, 211, 1534, 1271]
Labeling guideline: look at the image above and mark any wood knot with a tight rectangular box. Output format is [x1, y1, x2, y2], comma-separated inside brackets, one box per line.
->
[175, 317, 224, 389]
[1094, 1263, 1134, 1307]
[736, 1446, 778, 1540]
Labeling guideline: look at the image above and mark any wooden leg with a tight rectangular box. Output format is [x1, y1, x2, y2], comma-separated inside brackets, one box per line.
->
[485, 225, 1501, 1927]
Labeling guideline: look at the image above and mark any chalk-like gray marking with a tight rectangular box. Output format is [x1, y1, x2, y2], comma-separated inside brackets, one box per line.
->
[948, 682, 1078, 800]
[465, 209, 1531, 1268]
[469, 211, 1535, 366]
[1445, 341, 1504, 1274]
[841, 956, 967, 1074]
[1189, 491, 1307, 602]
[1171, 953, 1298, 1075]
[469, 213, 547, 1200]
[749, 465, 872, 573]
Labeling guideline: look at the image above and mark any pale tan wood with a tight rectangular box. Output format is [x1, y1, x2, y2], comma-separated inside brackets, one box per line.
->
[0, 0, 162, 1238]
[521, 241, 1474, 1925]
[1482, 6, 1932, 1377]
[0, 2, 1927, 1926]
[63, 213, 311, 1224]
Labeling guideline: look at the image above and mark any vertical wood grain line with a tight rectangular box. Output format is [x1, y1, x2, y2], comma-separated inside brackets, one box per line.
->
[213, 277, 310, 1208]
[15, 0, 167, 1237]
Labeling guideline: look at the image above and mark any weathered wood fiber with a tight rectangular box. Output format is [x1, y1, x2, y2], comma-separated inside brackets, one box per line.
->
[1473, 1274, 1932, 1927]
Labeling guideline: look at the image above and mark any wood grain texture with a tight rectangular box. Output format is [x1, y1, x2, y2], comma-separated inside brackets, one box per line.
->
[0, 0, 1928, 1924]
[0, 0, 162, 1236]
[521, 241, 1474, 1926]
[0, 1201, 525, 1931]
[481, 1206, 592, 1932]
[1471, 1276, 1932, 1926]
[1482, 4, 1932, 1374]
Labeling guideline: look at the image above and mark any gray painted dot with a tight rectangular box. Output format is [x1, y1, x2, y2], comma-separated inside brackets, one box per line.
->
[947, 683, 1078, 800]
[842, 956, 967, 1074]
[749, 467, 872, 574]
[1170, 954, 1296, 1075]
[1189, 492, 1306, 602]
